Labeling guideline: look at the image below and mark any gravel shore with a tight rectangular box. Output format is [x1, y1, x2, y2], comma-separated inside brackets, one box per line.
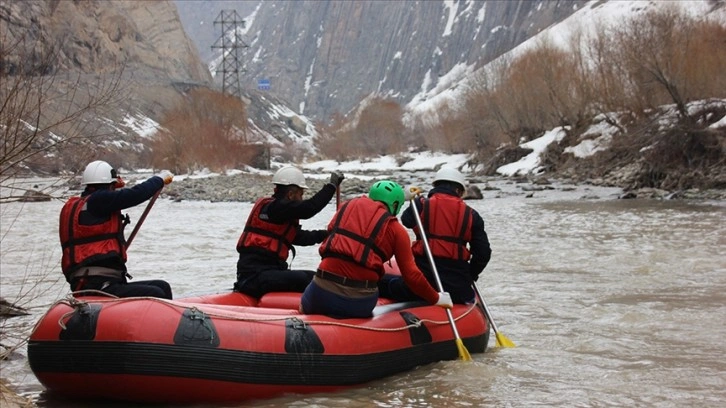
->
[158, 170, 726, 203]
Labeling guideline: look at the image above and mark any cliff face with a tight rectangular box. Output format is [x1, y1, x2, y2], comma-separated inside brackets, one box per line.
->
[1, 0, 213, 170]
[2, 0, 211, 81]
[201, 0, 588, 120]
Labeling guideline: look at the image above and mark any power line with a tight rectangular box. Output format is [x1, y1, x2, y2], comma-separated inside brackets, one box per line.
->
[211, 10, 249, 98]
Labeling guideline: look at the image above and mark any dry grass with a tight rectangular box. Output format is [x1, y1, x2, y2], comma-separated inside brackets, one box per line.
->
[0, 379, 34, 408]
[151, 88, 252, 174]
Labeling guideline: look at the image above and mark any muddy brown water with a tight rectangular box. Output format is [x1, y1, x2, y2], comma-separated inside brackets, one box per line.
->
[2, 179, 725, 407]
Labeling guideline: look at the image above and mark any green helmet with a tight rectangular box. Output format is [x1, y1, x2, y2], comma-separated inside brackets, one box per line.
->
[368, 180, 405, 215]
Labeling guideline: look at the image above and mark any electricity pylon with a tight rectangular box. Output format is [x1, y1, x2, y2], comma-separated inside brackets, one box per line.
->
[212, 10, 249, 98]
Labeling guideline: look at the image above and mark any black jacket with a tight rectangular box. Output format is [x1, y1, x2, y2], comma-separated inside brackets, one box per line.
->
[77, 176, 164, 270]
[237, 183, 335, 272]
[400, 186, 491, 301]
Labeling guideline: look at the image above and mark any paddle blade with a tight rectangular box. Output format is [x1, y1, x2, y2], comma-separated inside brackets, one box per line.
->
[495, 332, 516, 348]
[455, 338, 473, 361]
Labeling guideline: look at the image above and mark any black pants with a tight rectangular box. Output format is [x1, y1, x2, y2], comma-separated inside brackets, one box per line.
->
[72, 277, 172, 299]
[234, 268, 314, 299]
[378, 273, 425, 303]
[378, 271, 475, 304]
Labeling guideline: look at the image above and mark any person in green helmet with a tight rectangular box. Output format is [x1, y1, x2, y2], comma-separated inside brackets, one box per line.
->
[300, 180, 453, 318]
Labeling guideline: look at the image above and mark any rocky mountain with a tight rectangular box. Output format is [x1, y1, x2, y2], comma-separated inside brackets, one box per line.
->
[2, 0, 212, 112]
[1, 0, 316, 174]
[174, 0, 258, 63]
[177, 0, 590, 121]
[1, 0, 213, 171]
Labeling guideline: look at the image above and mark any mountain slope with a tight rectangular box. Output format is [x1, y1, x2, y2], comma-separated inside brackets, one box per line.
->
[1, 0, 213, 172]
[179, 0, 589, 121]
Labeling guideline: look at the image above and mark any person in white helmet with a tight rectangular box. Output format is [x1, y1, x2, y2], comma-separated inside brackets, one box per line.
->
[379, 167, 491, 304]
[59, 160, 174, 298]
[234, 166, 344, 298]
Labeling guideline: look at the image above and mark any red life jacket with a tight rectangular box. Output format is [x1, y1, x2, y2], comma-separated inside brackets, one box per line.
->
[59, 196, 127, 281]
[236, 197, 299, 261]
[319, 197, 395, 276]
[412, 194, 473, 261]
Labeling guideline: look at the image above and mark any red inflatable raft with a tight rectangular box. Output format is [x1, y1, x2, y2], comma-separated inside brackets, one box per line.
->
[28, 278, 489, 404]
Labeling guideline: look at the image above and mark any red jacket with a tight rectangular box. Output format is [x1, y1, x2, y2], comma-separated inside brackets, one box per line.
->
[59, 196, 127, 281]
[412, 194, 473, 261]
[319, 197, 395, 276]
[319, 197, 438, 303]
[237, 197, 299, 261]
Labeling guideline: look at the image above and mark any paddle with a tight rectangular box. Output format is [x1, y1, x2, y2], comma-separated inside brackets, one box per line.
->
[409, 192, 472, 361]
[125, 188, 161, 248]
[336, 182, 341, 210]
[472, 283, 516, 347]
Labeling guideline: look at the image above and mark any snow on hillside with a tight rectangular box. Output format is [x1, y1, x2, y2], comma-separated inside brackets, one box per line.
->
[303, 152, 470, 176]
[403, 62, 477, 128]
[404, 0, 725, 125]
[497, 98, 726, 177]
[208, 3, 261, 77]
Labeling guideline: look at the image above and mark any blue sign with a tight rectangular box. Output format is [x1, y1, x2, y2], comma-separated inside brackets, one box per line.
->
[258, 79, 270, 90]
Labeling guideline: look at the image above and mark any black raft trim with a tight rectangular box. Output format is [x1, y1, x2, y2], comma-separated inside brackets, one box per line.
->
[27, 333, 488, 386]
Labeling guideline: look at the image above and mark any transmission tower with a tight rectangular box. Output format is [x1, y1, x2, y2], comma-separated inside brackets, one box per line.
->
[212, 10, 249, 99]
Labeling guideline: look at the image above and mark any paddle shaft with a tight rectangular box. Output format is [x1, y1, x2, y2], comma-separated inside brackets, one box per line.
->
[336, 184, 341, 210]
[125, 188, 161, 248]
[472, 283, 502, 336]
[409, 197, 465, 342]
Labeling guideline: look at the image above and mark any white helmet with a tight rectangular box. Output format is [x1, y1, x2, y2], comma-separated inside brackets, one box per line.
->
[434, 167, 466, 189]
[272, 166, 308, 188]
[81, 160, 117, 185]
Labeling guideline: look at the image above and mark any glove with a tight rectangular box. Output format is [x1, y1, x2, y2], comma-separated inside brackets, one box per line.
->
[113, 177, 126, 189]
[156, 170, 174, 185]
[329, 171, 344, 187]
[435, 292, 453, 309]
[404, 185, 423, 201]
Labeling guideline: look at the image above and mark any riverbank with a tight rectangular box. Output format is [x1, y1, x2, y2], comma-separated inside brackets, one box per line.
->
[5, 167, 725, 209]
[160, 171, 726, 203]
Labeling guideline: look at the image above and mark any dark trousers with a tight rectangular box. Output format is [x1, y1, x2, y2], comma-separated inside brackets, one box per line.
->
[234, 268, 315, 299]
[378, 269, 475, 305]
[72, 277, 172, 299]
[300, 280, 379, 319]
[378, 274, 425, 303]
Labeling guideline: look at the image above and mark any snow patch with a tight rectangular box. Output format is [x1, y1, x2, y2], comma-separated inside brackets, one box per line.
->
[497, 127, 568, 176]
[442, 0, 459, 37]
[121, 113, 160, 138]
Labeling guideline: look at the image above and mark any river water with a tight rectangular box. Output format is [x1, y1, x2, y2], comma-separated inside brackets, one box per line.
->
[1, 178, 725, 407]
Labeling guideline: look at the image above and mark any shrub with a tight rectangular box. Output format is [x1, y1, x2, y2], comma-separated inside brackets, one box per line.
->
[151, 89, 250, 173]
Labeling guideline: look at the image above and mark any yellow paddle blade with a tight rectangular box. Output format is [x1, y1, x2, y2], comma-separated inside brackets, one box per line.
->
[456, 338, 473, 361]
[495, 332, 516, 348]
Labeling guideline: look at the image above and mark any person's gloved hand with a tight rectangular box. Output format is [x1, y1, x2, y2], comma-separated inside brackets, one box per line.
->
[404, 186, 423, 201]
[435, 292, 453, 309]
[156, 170, 174, 185]
[329, 171, 344, 187]
[113, 177, 126, 189]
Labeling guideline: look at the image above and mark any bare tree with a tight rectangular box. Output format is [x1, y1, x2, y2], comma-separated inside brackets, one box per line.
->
[610, 5, 726, 120]
[1, 32, 124, 199]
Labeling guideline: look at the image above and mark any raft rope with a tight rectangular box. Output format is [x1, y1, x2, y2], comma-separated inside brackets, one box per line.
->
[53, 293, 480, 333]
